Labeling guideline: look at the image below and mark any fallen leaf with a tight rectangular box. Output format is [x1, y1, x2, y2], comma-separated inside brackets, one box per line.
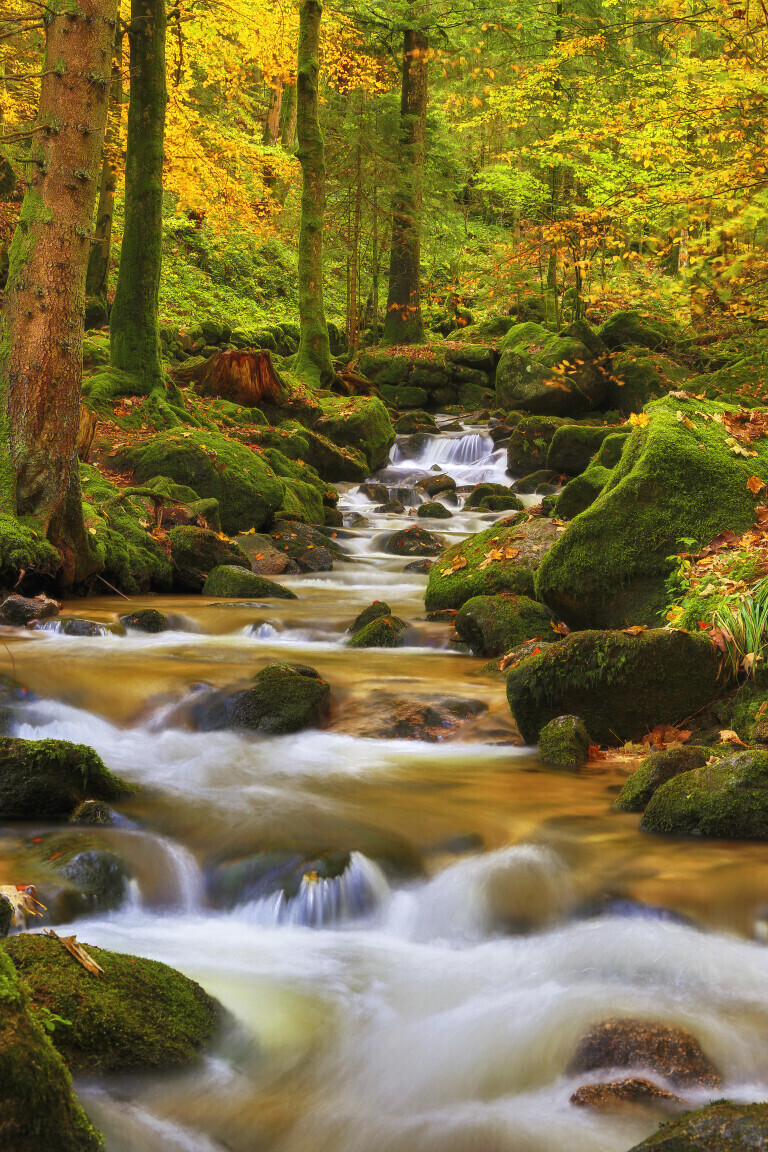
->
[747, 475, 767, 496]
[622, 625, 646, 636]
[44, 929, 104, 977]
[588, 744, 607, 760]
[0, 885, 46, 918]
[551, 620, 570, 635]
[642, 724, 692, 747]
[719, 729, 748, 746]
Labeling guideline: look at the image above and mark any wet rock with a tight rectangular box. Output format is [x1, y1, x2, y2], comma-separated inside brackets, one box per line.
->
[169, 525, 252, 591]
[626, 1101, 768, 1151]
[375, 500, 406, 514]
[465, 482, 522, 509]
[346, 512, 370, 528]
[0, 593, 59, 627]
[417, 501, 453, 519]
[568, 1018, 721, 1088]
[570, 1077, 684, 1112]
[351, 601, 392, 632]
[538, 715, 591, 768]
[0, 737, 132, 820]
[31, 616, 124, 637]
[0, 949, 101, 1151]
[331, 691, 487, 740]
[69, 800, 118, 826]
[202, 565, 297, 599]
[383, 526, 444, 557]
[397, 432, 431, 459]
[269, 522, 347, 572]
[359, 482, 389, 503]
[506, 629, 722, 745]
[417, 473, 456, 498]
[56, 848, 129, 915]
[234, 531, 301, 576]
[4, 934, 221, 1074]
[404, 558, 434, 574]
[191, 662, 330, 734]
[616, 745, 723, 812]
[455, 593, 556, 657]
[119, 608, 170, 633]
[512, 470, 559, 495]
[348, 614, 409, 649]
[641, 749, 768, 839]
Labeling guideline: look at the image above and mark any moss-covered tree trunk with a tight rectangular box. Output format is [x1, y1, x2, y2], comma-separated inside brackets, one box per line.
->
[0, 0, 117, 584]
[294, 0, 334, 388]
[109, 0, 167, 390]
[382, 27, 428, 347]
[86, 10, 123, 301]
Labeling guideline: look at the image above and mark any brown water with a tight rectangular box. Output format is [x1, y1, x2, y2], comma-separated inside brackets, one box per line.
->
[2, 424, 768, 1152]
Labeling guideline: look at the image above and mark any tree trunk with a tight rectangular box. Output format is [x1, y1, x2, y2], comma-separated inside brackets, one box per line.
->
[294, 0, 333, 388]
[382, 27, 428, 347]
[109, 0, 167, 389]
[86, 11, 123, 301]
[263, 83, 283, 144]
[0, 0, 117, 584]
[281, 83, 297, 150]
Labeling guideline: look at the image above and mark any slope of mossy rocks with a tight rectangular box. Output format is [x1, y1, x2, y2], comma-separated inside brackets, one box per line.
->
[348, 614, 409, 648]
[114, 428, 285, 534]
[0, 513, 61, 586]
[626, 1101, 768, 1151]
[355, 345, 496, 411]
[555, 463, 614, 520]
[546, 423, 630, 475]
[609, 347, 689, 413]
[80, 464, 174, 594]
[0, 950, 101, 1151]
[455, 594, 556, 656]
[505, 628, 722, 744]
[0, 737, 133, 819]
[537, 714, 591, 767]
[202, 564, 297, 599]
[314, 396, 395, 470]
[641, 749, 768, 838]
[616, 745, 725, 812]
[425, 519, 560, 611]
[507, 415, 571, 474]
[188, 663, 330, 733]
[248, 420, 369, 481]
[168, 526, 251, 591]
[535, 396, 768, 629]
[496, 322, 609, 415]
[598, 308, 680, 352]
[4, 934, 220, 1073]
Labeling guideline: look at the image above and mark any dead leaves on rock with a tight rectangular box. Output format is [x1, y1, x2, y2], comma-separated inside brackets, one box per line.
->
[44, 929, 104, 977]
[642, 724, 692, 748]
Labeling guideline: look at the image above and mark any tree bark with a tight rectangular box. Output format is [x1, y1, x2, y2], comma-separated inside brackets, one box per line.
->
[382, 27, 428, 347]
[0, 0, 117, 583]
[86, 10, 123, 301]
[109, 0, 167, 389]
[263, 83, 283, 144]
[281, 83, 297, 150]
[294, 0, 333, 388]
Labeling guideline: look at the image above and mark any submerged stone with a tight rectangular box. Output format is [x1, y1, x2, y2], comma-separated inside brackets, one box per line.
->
[119, 607, 170, 633]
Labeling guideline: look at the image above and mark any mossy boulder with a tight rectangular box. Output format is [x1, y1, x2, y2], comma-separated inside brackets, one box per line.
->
[168, 525, 251, 591]
[609, 347, 690, 413]
[351, 601, 392, 631]
[616, 745, 722, 812]
[269, 522, 347, 571]
[143, 474, 222, 533]
[641, 749, 768, 838]
[505, 628, 722, 744]
[191, 663, 330, 734]
[80, 465, 173, 593]
[202, 565, 297, 599]
[537, 714, 591, 767]
[507, 415, 570, 474]
[554, 463, 613, 520]
[4, 934, 220, 1073]
[417, 501, 453, 519]
[0, 737, 132, 820]
[546, 423, 629, 475]
[314, 396, 395, 470]
[535, 396, 768, 629]
[379, 383, 429, 409]
[512, 470, 559, 495]
[383, 526, 445, 556]
[115, 428, 285, 534]
[347, 614, 409, 648]
[598, 308, 679, 352]
[120, 608, 170, 633]
[0, 950, 100, 1151]
[496, 323, 608, 416]
[465, 482, 522, 510]
[249, 421, 368, 482]
[455, 593, 556, 657]
[626, 1101, 768, 1151]
[424, 519, 560, 611]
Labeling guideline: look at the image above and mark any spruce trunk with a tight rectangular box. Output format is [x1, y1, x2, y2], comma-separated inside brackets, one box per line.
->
[294, 0, 333, 388]
[383, 28, 427, 347]
[109, 0, 167, 389]
[0, 0, 117, 583]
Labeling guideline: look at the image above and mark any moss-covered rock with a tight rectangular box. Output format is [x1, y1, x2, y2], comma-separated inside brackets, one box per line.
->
[424, 519, 560, 611]
[4, 934, 220, 1073]
[202, 565, 297, 599]
[465, 482, 522, 509]
[119, 608, 170, 633]
[248, 421, 368, 482]
[496, 323, 608, 415]
[379, 383, 429, 409]
[609, 347, 689, 413]
[314, 396, 395, 470]
[168, 525, 251, 591]
[269, 522, 347, 571]
[507, 415, 570, 474]
[455, 593, 556, 656]
[0, 950, 101, 1151]
[512, 470, 559, 495]
[535, 396, 768, 629]
[554, 463, 613, 520]
[0, 737, 132, 820]
[0, 515, 60, 586]
[417, 501, 453, 519]
[383, 526, 445, 556]
[347, 614, 409, 648]
[191, 663, 330, 733]
[598, 309, 679, 352]
[506, 628, 722, 744]
[616, 745, 723, 812]
[626, 1101, 768, 1151]
[351, 601, 392, 631]
[537, 714, 591, 767]
[641, 749, 768, 838]
[546, 423, 629, 475]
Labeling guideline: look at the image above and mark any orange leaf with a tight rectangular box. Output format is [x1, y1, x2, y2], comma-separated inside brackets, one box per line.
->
[622, 625, 646, 636]
[551, 620, 569, 635]
[747, 475, 766, 496]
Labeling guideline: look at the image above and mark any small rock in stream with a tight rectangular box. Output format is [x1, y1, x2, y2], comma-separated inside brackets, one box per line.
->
[568, 1018, 721, 1088]
[120, 608, 170, 633]
[0, 593, 60, 627]
[570, 1077, 685, 1112]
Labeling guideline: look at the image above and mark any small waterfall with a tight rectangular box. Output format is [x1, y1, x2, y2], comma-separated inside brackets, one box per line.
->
[32, 619, 115, 638]
[385, 432, 510, 487]
[126, 833, 205, 913]
[245, 621, 282, 640]
[241, 852, 390, 928]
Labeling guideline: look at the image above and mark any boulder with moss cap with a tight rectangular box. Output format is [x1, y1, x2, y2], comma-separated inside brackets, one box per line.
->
[0, 737, 132, 820]
[202, 565, 297, 599]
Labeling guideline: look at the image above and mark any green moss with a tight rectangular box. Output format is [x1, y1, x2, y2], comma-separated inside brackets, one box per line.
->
[455, 593, 555, 656]
[496, 330, 607, 415]
[641, 749, 768, 838]
[80, 464, 173, 593]
[626, 1101, 768, 1151]
[417, 501, 453, 519]
[227, 662, 330, 732]
[4, 934, 219, 1073]
[168, 526, 250, 591]
[425, 520, 557, 611]
[616, 745, 725, 812]
[546, 423, 629, 475]
[555, 463, 613, 520]
[535, 396, 768, 629]
[351, 601, 392, 631]
[0, 736, 132, 820]
[465, 482, 521, 509]
[0, 950, 101, 1151]
[202, 564, 297, 599]
[609, 347, 689, 413]
[507, 416, 571, 474]
[250, 421, 368, 482]
[314, 396, 395, 470]
[537, 714, 590, 767]
[347, 614, 408, 648]
[598, 309, 679, 352]
[0, 513, 60, 581]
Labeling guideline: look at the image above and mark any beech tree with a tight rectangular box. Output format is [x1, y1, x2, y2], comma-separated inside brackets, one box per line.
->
[0, 0, 118, 583]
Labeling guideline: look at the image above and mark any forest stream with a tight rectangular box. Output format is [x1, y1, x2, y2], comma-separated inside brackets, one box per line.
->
[4, 421, 768, 1152]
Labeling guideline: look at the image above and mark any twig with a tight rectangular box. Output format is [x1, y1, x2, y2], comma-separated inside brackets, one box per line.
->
[96, 573, 130, 601]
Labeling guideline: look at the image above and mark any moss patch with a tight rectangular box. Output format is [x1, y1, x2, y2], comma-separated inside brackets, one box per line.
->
[455, 593, 555, 656]
[537, 714, 591, 767]
[0, 737, 132, 820]
[314, 396, 395, 470]
[0, 513, 60, 584]
[81, 464, 173, 594]
[641, 749, 768, 838]
[202, 565, 297, 599]
[615, 745, 725, 812]
[626, 1101, 768, 1150]
[348, 614, 408, 648]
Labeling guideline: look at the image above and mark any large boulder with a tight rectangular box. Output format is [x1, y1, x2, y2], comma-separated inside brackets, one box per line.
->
[535, 397, 768, 628]
[616, 746, 722, 813]
[248, 420, 369, 482]
[0, 950, 101, 1151]
[188, 663, 330, 734]
[496, 322, 608, 415]
[598, 308, 679, 352]
[314, 396, 395, 470]
[507, 415, 570, 474]
[4, 934, 220, 1073]
[168, 526, 252, 592]
[546, 423, 629, 475]
[626, 1101, 768, 1151]
[554, 463, 613, 520]
[455, 593, 556, 656]
[609, 347, 689, 413]
[506, 629, 722, 744]
[202, 565, 297, 599]
[0, 738, 132, 820]
[641, 749, 768, 839]
[425, 519, 560, 611]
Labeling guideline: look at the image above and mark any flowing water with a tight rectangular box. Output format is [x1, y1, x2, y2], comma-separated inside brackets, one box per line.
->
[3, 419, 768, 1150]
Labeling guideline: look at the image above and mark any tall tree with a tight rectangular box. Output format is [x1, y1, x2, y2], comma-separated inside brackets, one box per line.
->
[294, 0, 334, 387]
[109, 0, 167, 389]
[0, 0, 117, 583]
[382, 25, 428, 346]
[86, 10, 123, 303]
